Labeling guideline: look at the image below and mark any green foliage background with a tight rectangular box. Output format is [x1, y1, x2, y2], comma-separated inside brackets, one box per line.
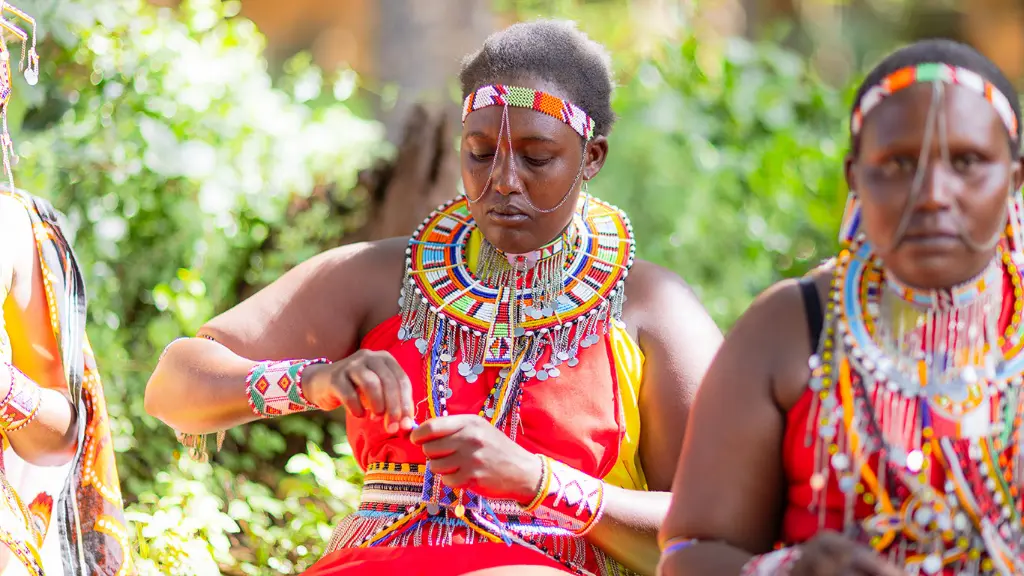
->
[8, 0, 849, 573]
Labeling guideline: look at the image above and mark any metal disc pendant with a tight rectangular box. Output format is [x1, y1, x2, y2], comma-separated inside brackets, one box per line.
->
[921, 555, 941, 575]
[398, 327, 408, 340]
[485, 407, 495, 417]
[458, 363, 472, 376]
[440, 352, 453, 363]
[521, 362, 535, 372]
[536, 370, 549, 382]
[444, 387, 453, 398]
[24, 68, 37, 86]
[427, 503, 440, 515]
[525, 370, 536, 378]
[472, 364, 484, 375]
[567, 358, 579, 367]
[548, 367, 561, 378]
[514, 327, 526, 337]
[466, 373, 478, 383]
[415, 339, 428, 354]
[557, 351, 570, 361]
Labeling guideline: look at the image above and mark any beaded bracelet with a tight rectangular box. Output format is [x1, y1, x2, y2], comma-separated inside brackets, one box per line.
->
[245, 358, 329, 418]
[0, 362, 41, 432]
[523, 455, 606, 536]
[740, 546, 802, 576]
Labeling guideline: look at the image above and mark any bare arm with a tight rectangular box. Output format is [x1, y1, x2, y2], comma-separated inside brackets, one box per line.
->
[144, 238, 405, 434]
[657, 278, 814, 576]
[586, 261, 724, 574]
[1, 196, 77, 466]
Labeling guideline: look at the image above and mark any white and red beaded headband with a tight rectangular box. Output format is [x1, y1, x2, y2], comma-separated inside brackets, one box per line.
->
[851, 62, 1018, 139]
[462, 84, 596, 141]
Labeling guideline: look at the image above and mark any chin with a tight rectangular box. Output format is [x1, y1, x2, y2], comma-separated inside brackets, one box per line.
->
[887, 252, 990, 290]
[484, 229, 537, 255]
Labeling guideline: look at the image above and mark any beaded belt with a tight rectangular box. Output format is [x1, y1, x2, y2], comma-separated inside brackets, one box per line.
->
[359, 462, 525, 517]
[325, 462, 620, 576]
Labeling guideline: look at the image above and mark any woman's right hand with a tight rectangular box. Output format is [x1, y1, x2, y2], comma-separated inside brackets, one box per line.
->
[790, 532, 907, 576]
[301, 350, 415, 433]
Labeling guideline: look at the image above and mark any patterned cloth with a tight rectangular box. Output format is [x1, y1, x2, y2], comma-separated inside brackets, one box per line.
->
[0, 189, 131, 575]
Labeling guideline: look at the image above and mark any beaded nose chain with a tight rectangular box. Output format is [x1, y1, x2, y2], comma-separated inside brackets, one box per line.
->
[461, 84, 595, 215]
[888, 81, 1005, 254]
[842, 62, 1021, 251]
[0, 1, 38, 192]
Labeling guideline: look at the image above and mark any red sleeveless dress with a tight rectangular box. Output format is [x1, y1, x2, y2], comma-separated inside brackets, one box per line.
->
[780, 270, 1019, 574]
[302, 316, 629, 576]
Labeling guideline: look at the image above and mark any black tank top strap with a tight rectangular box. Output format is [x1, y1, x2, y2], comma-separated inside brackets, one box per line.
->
[797, 276, 823, 355]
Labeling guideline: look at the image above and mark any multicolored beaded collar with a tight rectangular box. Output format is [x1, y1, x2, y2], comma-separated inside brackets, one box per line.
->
[398, 194, 633, 367]
[462, 84, 596, 141]
[851, 62, 1018, 139]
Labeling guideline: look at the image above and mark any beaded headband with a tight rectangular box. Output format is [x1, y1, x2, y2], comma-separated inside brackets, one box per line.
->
[462, 84, 596, 141]
[851, 62, 1018, 139]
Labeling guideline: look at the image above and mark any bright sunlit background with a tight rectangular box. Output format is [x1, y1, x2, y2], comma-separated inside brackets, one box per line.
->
[4, 0, 1019, 573]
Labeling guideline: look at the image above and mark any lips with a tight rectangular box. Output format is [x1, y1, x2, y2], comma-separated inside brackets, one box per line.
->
[487, 203, 530, 224]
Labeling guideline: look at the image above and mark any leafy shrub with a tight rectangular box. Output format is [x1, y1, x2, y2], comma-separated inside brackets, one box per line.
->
[8, 0, 854, 573]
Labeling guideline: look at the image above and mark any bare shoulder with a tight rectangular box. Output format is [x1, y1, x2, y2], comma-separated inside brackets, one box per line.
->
[729, 261, 835, 409]
[0, 193, 35, 292]
[621, 259, 709, 337]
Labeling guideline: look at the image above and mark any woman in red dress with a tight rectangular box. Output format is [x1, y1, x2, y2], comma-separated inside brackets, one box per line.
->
[146, 20, 722, 576]
[659, 40, 1024, 576]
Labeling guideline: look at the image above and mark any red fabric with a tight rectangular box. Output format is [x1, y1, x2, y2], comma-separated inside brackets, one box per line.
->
[348, 315, 623, 478]
[781, 269, 1016, 545]
[302, 543, 571, 575]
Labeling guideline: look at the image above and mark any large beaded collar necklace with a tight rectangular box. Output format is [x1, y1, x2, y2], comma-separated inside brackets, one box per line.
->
[397, 194, 634, 425]
[806, 237, 1024, 575]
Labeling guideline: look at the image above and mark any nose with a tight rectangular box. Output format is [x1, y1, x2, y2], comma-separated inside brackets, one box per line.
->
[913, 159, 957, 211]
[491, 142, 523, 197]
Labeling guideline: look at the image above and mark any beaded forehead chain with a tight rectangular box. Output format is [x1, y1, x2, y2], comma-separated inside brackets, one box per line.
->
[461, 84, 593, 214]
[0, 1, 39, 191]
[840, 62, 1022, 246]
[462, 84, 595, 141]
[851, 62, 1017, 139]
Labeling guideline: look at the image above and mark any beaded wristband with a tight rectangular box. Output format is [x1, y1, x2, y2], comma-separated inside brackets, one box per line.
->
[523, 455, 605, 536]
[245, 358, 329, 418]
[740, 547, 802, 576]
[0, 362, 41, 432]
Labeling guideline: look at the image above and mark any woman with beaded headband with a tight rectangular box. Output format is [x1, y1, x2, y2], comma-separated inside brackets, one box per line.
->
[658, 39, 1024, 576]
[0, 3, 131, 575]
[146, 19, 722, 576]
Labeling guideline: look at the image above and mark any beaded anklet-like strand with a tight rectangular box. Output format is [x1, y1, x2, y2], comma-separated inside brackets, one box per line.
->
[245, 358, 328, 418]
[524, 455, 605, 536]
[0, 363, 41, 432]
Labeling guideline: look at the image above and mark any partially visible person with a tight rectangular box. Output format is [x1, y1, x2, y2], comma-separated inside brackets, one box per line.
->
[146, 19, 723, 576]
[0, 4, 130, 575]
[660, 40, 1024, 576]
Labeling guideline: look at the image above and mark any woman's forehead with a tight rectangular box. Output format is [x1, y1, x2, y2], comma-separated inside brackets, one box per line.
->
[859, 83, 1006, 149]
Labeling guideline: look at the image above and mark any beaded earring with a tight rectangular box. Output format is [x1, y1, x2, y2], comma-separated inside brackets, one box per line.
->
[1007, 185, 1024, 260]
[838, 190, 861, 245]
[0, 2, 39, 191]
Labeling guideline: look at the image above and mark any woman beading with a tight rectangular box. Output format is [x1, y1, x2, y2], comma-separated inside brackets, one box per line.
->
[660, 40, 1024, 576]
[146, 20, 722, 576]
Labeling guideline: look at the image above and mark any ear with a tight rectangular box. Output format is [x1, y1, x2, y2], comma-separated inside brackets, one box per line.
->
[583, 136, 609, 181]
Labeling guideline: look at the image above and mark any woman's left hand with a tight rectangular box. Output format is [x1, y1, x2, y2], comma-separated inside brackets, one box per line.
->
[410, 414, 542, 504]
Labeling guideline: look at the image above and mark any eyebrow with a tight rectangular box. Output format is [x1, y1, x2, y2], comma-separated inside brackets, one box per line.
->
[463, 130, 558, 144]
